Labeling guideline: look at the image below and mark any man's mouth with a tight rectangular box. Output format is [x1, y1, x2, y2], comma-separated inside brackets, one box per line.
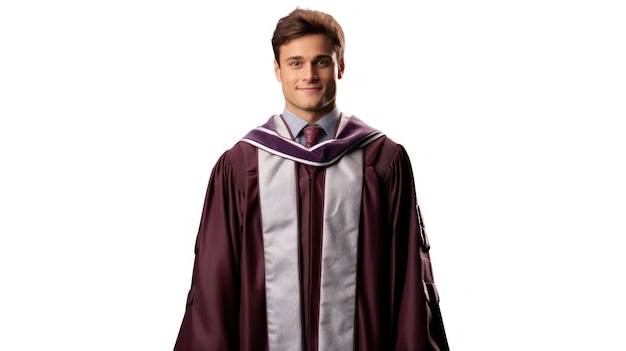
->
[298, 87, 322, 93]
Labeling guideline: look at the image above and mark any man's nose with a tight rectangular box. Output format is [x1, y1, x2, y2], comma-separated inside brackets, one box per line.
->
[302, 64, 319, 82]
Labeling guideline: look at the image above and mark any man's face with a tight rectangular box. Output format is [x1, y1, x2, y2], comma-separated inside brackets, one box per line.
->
[274, 33, 344, 123]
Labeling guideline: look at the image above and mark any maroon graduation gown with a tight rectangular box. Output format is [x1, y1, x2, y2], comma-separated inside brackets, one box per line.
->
[174, 114, 448, 350]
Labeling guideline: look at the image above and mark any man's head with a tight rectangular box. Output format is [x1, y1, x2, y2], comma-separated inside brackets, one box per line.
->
[272, 8, 345, 65]
[272, 8, 346, 123]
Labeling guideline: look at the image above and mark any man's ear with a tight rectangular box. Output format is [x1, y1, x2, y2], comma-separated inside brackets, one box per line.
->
[274, 59, 282, 82]
[338, 59, 345, 79]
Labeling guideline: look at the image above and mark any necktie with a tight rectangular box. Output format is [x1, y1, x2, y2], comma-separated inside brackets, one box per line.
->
[303, 124, 322, 148]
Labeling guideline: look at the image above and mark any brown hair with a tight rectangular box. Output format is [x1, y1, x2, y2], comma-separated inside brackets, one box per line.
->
[271, 8, 345, 65]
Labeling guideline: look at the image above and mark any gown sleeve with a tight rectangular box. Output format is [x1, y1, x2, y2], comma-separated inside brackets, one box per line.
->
[174, 147, 244, 350]
[385, 145, 449, 351]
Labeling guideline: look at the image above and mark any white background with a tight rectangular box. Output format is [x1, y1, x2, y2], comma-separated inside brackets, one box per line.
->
[1, 1, 625, 350]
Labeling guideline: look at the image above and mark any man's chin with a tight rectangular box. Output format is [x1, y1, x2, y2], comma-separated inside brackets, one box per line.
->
[300, 100, 333, 111]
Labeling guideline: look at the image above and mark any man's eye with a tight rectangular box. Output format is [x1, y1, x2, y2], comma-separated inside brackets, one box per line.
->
[290, 61, 301, 67]
[316, 60, 330, 67]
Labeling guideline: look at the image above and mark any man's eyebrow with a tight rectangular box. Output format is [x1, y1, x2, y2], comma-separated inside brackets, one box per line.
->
[285, 55, 303, 61]
[284, 55, 332, 61]
[314, 55, 333, 60]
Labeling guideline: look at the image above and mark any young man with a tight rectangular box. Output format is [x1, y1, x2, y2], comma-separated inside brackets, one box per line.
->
[174, 8, 449, 351]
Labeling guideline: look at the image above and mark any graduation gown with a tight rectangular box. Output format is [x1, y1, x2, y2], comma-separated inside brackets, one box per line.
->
[174, 114, 449, 351]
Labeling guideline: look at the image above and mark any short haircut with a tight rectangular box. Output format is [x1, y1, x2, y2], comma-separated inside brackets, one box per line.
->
[271, 8, 345, 64]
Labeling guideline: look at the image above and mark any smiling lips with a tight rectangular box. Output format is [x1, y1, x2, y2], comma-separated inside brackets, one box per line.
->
[298, 86, 322, 93]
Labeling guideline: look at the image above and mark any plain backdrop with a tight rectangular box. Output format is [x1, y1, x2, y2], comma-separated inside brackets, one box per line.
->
[1, 1, 625, 350]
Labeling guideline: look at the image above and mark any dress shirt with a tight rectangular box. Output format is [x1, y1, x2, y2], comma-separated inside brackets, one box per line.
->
[281, 107, 340, 147]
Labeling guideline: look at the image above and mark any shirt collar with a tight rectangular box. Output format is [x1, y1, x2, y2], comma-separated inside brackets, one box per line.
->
[281, 107, 340, 139]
